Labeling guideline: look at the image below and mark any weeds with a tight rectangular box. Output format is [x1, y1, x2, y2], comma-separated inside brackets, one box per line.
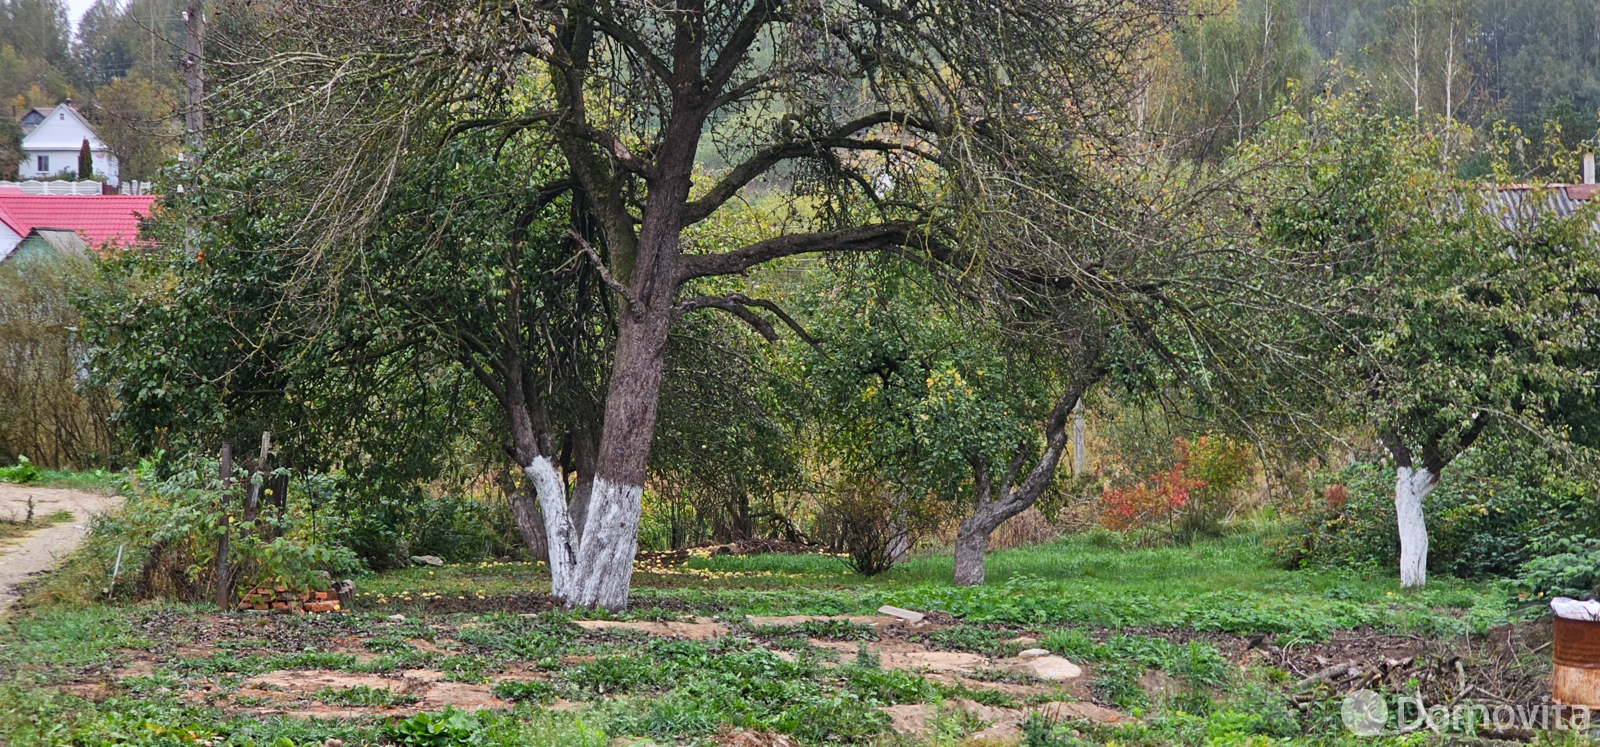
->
[0, 538, 1521, 746]
[490, 680, 558, 704]
[315, 685, 418, 707]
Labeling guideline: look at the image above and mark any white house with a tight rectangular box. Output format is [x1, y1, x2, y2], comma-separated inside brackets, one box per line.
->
[17, 104, 119, 187]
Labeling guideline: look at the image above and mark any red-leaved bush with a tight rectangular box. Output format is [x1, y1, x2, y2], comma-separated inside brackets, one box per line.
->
[1099, 460, 1202, 531]
[1099, 435, 1254, 536]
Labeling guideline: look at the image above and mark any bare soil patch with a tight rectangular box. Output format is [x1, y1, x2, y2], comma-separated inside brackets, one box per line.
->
[232, 669, 513, 718]
[0, 484, 120, 612]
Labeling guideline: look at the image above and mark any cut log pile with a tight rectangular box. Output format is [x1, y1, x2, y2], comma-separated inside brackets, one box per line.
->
[239, 584, 344, 614]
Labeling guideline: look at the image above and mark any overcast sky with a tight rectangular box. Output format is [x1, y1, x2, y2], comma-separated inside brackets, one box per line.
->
[66, 0, 99, 34]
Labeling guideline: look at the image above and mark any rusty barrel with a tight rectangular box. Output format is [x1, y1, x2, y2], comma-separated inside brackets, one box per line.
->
[1553, 615, 1600, 707]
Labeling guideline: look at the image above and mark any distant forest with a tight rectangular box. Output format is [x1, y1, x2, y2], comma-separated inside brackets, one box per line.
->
[1153, 0, 1600, 177]
[0, 0, 1594, 183]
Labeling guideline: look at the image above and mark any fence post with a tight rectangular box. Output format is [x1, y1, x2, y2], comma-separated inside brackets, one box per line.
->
[215, 442, 232, 610]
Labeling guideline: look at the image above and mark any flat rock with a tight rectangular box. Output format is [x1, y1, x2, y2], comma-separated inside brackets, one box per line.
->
[575, 618, 729, 640]
[950, 697, 1024, 724]
[713, 728, 803, 747]
[1035, 700, 1134, 725]
[964, 722, 1024, 746]
[236, 669, 510, 717]
[807, 639, 985, 673]
[410, 555, 445, 567]
[877, 605, 925, 623]
[746, 614, 890, 628]
[881, 703, 934, 734]
[1017, 648, 1051, 660]
[1011, 654, 1082, 680]
[920, 671, 1061, 698]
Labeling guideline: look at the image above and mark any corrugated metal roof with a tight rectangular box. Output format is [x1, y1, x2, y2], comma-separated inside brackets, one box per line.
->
[0, 194, 156, 248]
[1484, 183, 1600, 231]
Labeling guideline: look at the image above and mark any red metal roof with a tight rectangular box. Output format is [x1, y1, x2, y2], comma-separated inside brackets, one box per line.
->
[0, 193, 156, 247]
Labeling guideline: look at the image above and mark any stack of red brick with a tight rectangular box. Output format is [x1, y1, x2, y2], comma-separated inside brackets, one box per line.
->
[240, 584, 344, 613]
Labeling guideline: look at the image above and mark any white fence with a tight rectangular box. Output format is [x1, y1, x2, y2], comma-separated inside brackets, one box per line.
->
[0, 180, 105, 195]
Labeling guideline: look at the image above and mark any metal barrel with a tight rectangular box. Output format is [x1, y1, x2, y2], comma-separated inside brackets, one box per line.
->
[1553, 616, 1600, 707]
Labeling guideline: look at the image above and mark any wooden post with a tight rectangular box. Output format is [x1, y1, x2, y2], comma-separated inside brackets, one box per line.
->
[215, 442, 232, 610]
[1071, 398, 1086, 477]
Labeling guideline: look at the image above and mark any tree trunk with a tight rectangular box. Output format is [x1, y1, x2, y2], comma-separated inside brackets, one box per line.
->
[568, 426, 598, 545]
[565, 302, 675, 610]
[951, 367, 1103, 587]
[887, 517, 909, 566]
[508, 482, 548, 562]
[953, 512, 997, 586]
[1394, 464, 1437, 588]
[527, 455, 578, 593]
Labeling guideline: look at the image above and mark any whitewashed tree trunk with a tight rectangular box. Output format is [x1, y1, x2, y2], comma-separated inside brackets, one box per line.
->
[526, 456, 579, 600]
[568, 477, 643, 610]
[1394, 465, 1437, 589]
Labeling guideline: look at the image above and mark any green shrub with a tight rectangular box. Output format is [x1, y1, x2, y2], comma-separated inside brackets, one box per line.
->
[0, 455, 39, 483]
[844, 666, 937, 704]
[567, 656, 669, 695]
[1091, 660, 1147, 710]
[60, 453, 361, 603]
[1039, 628, 1098, 660]
[403, 496, 516, 564]
[1508, 536, 1600, 609]
[1271, 445, 1600, 580]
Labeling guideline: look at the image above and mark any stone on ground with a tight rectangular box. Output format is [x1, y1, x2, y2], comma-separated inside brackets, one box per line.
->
[1017, 647, 1051, 660]
[881, 703, 935, 734]
[575, 618, 729, 640]
[964, 721, 1025, 746]
[713, 727, 802, 746]
[410, 555, 445, 566]
[235, 669, 509, 718]
[877, 604, 926, 623]
[1035, 700, 1135, 725]
[881, 698, 1132, 740]
[1009, 654, 1083, 680]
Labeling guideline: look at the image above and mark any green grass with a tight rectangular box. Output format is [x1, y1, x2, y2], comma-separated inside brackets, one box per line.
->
[317, 684, 419, 707]
[32, 468, 120, 491]
[0, 509, 74, 541]
[0, 532, 1522, 747]
[669, 533, 1504, 638]
[349, 533, 1503, 639]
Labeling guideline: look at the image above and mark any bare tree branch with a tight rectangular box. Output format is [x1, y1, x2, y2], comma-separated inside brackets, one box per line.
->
[567, 229, 641, 314]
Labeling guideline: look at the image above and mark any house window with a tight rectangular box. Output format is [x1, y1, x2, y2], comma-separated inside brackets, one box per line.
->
[36, 155, 48, 172]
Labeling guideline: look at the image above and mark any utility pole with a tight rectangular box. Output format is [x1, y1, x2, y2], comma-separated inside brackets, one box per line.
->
[181, 0, 204, 253]
[182, 0, 204, 154]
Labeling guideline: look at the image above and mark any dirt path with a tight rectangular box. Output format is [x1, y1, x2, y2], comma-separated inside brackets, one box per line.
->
[0, 484, 121, 613]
